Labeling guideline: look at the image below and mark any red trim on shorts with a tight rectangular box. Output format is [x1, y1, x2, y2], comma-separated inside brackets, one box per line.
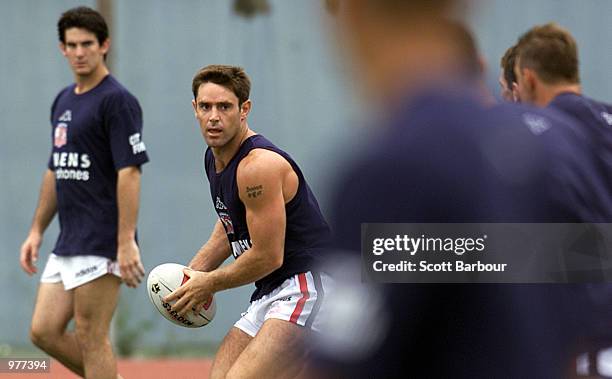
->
[290, 273, 310, 323]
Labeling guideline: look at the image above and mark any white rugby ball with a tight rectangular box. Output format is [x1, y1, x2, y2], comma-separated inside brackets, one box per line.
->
[147, 263, 216, 328]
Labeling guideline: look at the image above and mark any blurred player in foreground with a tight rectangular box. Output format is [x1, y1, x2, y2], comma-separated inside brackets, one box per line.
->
[19, 6, 148, 378]
[164, 65, 332, 379]
[310, 1, 608, 377]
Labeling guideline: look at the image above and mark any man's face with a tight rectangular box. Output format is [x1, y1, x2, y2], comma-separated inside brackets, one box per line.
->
[61, 27, 108, 77]
[192, 82, 249, 148]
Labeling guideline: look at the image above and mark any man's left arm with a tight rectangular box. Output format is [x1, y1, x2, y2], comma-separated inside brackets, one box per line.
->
[166, 150, 287, 315]
[117, 165, 145, 288]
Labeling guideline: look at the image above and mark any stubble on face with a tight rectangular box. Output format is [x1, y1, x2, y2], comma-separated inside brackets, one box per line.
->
[193, 82, 244, 149]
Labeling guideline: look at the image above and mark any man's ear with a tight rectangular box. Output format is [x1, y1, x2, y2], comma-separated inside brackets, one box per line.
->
[523, 68, 538, 93]
[59, 42, 67, 57]
[240, 100, 252, 121]
[100, 37, 111, 56]
[192, 99, 198, 118]
[511, 82, 520, 103]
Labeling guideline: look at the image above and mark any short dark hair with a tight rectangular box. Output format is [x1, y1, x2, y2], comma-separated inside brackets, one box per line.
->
[58, 6, 109, 45]
[516, 23, 580, 84]
[192, 65, 251, 106]
[500, 44, 518, 86]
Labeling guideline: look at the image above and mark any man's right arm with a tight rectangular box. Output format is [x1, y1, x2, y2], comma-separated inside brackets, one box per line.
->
[188, 219, 232, 272]
[20, 169, 57, 275]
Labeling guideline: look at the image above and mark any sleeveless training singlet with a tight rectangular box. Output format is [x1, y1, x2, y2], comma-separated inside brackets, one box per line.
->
[204, 135, 331, 301]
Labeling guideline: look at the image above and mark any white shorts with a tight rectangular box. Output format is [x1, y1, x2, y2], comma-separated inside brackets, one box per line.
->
[235, 271, 332, 337]
[40, 253, 121, 290]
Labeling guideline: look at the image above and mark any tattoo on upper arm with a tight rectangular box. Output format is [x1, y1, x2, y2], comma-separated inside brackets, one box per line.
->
[246, 185, 264, 199]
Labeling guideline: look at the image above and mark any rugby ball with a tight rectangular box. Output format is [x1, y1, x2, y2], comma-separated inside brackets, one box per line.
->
[147, 263, 216, 328]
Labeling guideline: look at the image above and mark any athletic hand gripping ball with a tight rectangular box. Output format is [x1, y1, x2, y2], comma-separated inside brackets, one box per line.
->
[147, 263, 216, 328]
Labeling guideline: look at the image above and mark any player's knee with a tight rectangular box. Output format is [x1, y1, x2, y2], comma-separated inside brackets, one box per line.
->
[74, 317, 106, 349]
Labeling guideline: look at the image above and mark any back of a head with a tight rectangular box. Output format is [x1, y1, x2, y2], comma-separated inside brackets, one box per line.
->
[501, 45, 518, 87]
[517, 23, 580, 85]
[191, 65, 251, 105]
[57, 6, 108, 44]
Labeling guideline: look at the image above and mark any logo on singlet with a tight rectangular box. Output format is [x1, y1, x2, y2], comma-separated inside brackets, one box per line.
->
[219, 213, 235, 235]
[215, 197, 234, 235]
[231, 239, 252, 258]
[215, 197, 227, 210]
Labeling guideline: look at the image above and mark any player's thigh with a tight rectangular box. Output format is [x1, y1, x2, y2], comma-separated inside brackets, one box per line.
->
[74, 274, 121, 333]
[210, 327, 253, 379]
[227, 319, 307, 379]
[31, 282, 74, 335]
